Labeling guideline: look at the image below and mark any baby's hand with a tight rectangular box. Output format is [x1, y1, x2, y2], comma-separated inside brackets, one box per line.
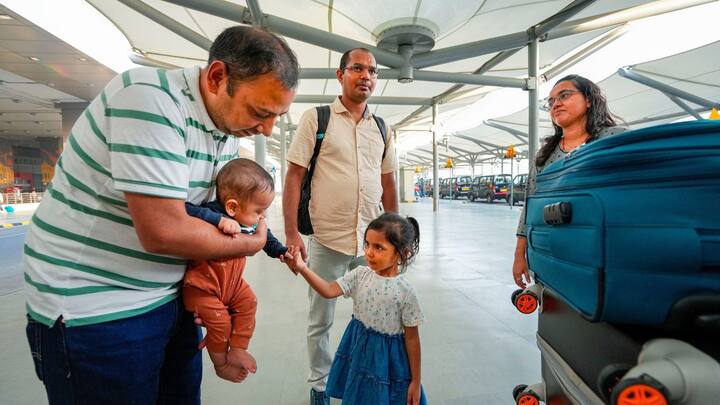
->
[219, 217, 241, 236]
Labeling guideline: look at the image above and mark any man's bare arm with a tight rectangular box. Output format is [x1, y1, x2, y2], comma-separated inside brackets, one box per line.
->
[126, 193, 266, 260]
[380, 172, 399, 213]
[282, 162, 308, 259]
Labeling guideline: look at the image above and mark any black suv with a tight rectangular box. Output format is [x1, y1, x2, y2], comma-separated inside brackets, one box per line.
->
[469, 174, 513, 203]
[454, 175, 473, 199]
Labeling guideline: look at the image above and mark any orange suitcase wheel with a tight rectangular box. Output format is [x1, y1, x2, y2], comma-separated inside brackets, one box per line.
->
[612, 376, 668, 405]
[513, 290, 538, 314]
[516, 392, 540, 405]
[513, 384, 540, 405]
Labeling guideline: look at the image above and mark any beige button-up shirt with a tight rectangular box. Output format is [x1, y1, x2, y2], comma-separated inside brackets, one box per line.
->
[287, 97, 398, 256]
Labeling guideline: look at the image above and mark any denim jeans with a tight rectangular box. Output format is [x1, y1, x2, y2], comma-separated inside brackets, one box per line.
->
[26, 297, 202, 405]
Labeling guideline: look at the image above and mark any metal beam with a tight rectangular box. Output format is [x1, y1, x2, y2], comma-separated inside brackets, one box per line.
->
[299, 68, 525, 88]
[245, 0, 264, 25]
[626, 107, 711, 126]
[395, 50, 520, 129]
[528, 39, 540, 163]
[666, 94, 704, 120]
[293, 95, 432, 106]
[484, 120, 528, 142]
[533, 0, 599, 37]
[547, 0, 714, 40]
[393, 1, 595, 129]
[410, 0, 596, 69]
[542, 25, 628, 82]
[432, 104, 439, 212]
[162, 0, 405, 67]
[300, 68, 397, 80]
[120, 0, 212, 50]
[128, 51, 181, 69]
[413, 70, 526, 88]
[453, 134, 498, 152]
[618, 67, 719, 109]
[410, 0, 710, 70]
[448, 146, 478, 156]
[414, 149, 453, 160]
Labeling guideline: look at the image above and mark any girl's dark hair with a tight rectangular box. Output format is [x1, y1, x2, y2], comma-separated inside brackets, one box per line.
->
[536, 74, 621, 167]
[365, 213, 420, 270]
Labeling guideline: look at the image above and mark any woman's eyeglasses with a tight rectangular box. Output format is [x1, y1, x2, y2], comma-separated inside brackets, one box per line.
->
[343, 63, 379, 77]
[544, 90, 581, 109]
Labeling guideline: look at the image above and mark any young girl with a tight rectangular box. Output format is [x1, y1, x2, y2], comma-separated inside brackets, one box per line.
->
[286, 213, 427, 405]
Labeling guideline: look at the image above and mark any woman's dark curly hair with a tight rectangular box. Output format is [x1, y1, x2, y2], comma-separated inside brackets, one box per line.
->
[364, 213, 420, 271]
[536, 74, 621, 167]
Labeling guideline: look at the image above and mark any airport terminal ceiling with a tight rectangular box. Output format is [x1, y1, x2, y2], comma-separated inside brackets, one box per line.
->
[0, 0, 718, 168]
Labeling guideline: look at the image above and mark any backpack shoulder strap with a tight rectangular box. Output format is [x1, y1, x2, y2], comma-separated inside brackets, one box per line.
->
[305, 105, 331, 183]
[372, 114, 388, 160]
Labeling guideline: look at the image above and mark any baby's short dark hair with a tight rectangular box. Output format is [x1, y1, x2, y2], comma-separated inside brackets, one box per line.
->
[215, 158, 274, 204]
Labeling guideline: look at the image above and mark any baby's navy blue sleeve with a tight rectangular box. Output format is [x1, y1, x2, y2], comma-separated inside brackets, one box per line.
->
[185, 202, 222, 226]
[263, 228, 288, 258]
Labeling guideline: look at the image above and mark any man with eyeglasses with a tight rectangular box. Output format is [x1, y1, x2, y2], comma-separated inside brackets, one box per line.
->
[283, 47, 399, 405]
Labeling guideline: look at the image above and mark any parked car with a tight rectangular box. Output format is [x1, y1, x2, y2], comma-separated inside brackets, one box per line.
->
[438, 178, 450, 198]
[454, 175, 473, 199]
[469, 174, 513, 203]
[509, 174, 528, 205]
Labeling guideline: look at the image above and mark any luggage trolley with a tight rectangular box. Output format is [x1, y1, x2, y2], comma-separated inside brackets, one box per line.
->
[510, 122, 720, 405]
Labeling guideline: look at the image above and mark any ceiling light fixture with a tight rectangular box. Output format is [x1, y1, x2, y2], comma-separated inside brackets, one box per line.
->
[78, 57, 88, 62]
[28, 56, 40, 61]
[0, 14, 13, 20]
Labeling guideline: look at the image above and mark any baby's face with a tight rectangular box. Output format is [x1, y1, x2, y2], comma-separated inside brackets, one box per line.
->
[233, 189, 274, 226]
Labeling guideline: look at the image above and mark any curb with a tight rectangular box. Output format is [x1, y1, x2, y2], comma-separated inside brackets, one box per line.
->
[1, 220, 29, 229]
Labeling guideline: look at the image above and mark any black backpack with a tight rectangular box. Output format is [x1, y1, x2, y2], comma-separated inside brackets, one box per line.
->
[297, 105, 388, 235]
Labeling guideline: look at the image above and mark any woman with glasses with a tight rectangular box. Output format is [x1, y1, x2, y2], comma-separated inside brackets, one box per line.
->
[512, 74, 625, 288]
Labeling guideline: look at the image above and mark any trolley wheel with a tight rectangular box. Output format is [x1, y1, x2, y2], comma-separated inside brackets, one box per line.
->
[511, 289, 523, 306]
[512, 384, 528, 400]
[597, 364, 630, 403]
[612, 375, 668, 405]
[516, 392, 540, 405]
[513, 291, 538, 314]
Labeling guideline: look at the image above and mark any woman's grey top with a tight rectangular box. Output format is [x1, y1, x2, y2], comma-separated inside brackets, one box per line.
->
[516, 126, 626, 237]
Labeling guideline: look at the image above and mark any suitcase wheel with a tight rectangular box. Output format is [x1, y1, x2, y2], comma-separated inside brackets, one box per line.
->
[511, 289, 522, 306]
[512, 290, 538, 314]
[512, 384, 528, 399]
[611, 375, 668, 405]
[516, 392, 540, 405]
[597, 364, 631, 403]
[512, 384, 541, 405]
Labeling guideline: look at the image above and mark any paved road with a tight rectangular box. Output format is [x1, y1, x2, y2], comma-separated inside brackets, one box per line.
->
[0, 226, 25, 296]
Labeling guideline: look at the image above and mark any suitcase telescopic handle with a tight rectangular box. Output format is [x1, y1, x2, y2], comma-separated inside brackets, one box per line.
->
[543, 202, 572, 225]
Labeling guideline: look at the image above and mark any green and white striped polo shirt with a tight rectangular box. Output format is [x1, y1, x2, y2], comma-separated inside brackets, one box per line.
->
[24, 66, 241, 327]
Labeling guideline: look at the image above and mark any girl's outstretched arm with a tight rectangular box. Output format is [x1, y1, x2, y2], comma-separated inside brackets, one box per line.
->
[404, 326, 422, 405]
[287, 250, 343, 299]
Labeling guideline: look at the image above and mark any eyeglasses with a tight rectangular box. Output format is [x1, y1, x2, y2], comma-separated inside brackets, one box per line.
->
[343, 63, 379, 77]
[544, 90, 581, 109]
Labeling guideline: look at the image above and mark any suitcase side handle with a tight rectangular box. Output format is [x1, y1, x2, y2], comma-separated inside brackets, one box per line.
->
[664, 295, 720, 332]
[543, 202, 572, 225]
